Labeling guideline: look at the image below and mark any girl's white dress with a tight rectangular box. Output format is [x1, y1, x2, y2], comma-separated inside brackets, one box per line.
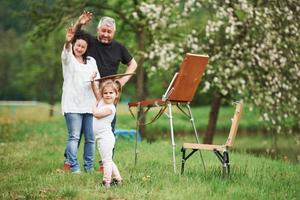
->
[93, 99, 122, 184]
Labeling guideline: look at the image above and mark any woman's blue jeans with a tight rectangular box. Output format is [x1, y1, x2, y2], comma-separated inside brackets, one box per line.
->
[64, 113, 94, 172]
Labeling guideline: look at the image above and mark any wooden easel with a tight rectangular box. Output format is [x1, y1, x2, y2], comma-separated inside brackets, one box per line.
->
[128, 53, 209, 173]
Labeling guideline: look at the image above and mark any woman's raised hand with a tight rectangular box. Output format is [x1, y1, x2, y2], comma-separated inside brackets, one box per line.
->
[65, 27, 74, 43]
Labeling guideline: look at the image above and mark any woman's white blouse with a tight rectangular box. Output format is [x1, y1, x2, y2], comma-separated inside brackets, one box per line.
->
[61, 44, 100, 114]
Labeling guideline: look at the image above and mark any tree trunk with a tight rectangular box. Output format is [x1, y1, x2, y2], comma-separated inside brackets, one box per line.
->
[136, 28, 146, 139]
[49, 103, 55, 117]
[48, 79, 56, 117]
[203, 92, 222, 144]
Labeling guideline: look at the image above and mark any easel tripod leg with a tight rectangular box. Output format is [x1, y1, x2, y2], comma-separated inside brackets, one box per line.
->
[187, 103, 206, 172]
[168, 103, 176, 173]
[134, 105, 142, 167]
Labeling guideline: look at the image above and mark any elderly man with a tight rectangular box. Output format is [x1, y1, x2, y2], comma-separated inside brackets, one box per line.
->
[73, 11, 137, 86]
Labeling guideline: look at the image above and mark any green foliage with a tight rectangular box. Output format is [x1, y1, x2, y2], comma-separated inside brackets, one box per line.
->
[0, 30, 24, 100]
[0, 1, 66, 103]
[0, 0, 29, 33]
[16, 29, 64, 102]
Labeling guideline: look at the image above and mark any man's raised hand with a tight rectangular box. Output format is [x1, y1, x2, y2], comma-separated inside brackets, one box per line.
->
[78, 10, 93, 25]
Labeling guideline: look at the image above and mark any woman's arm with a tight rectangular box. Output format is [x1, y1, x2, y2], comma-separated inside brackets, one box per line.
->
[65, 27, 74, 50]
[61, 27, 74, 65]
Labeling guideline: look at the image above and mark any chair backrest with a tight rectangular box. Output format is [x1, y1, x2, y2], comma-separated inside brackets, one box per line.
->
[167, 53, 209, 102]
[225, 102, 243, 147]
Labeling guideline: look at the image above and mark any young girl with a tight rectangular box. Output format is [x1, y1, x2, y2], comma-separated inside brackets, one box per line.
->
[92, 79, 122, 188]
[61, 27, 100, 173]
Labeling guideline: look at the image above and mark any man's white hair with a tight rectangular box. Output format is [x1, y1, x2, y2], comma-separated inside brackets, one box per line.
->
[97, 16, 116, 31]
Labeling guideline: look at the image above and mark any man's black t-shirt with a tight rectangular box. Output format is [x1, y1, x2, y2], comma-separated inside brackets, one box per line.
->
[85, 33, 133, 77]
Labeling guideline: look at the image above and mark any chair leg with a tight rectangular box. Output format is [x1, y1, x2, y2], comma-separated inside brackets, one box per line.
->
[180, 149, 198, 175]
[181, 148, 186, 175]
[214, 150, 230, 177]
[222, 151, 230, 177]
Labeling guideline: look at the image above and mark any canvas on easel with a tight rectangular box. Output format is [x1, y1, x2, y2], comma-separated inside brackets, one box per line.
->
[167, 53, 208, 102]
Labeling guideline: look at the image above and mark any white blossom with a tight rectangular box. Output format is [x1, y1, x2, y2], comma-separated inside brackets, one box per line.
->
[138, 0, 299, 136]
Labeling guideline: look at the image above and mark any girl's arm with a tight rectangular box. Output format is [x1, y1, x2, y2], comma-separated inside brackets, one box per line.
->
[91, 72, 101, 101]
[93, 104, 112, 119]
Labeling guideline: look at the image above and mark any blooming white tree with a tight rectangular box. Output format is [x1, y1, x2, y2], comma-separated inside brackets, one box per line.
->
[138, 0, 203, 75]
[139, 0, 300, 144]
[197, 0, 299, 142]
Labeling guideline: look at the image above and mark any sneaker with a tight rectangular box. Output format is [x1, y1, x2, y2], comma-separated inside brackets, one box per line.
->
[99, 161, 104, 173]
[63, 162, 71, 170]
[102, 180, 110, 189]
[71, 170, 81, 174]
[85, 168, 94, 173]
[111, 178, 122, 186]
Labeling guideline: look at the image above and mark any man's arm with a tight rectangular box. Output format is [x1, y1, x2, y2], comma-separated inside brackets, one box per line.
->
[73, 10, 93, 32]
[118, 58, 138, 87]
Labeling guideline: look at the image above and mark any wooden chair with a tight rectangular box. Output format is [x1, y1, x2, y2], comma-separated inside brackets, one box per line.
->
[181, 102, 243, 176]
[128, 53, 209, 173]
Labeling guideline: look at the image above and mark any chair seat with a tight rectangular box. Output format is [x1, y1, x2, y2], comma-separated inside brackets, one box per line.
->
[183, 143, 226, 151]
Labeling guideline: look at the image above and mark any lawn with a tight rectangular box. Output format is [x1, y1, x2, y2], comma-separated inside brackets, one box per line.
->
[0, 102, 299, 199]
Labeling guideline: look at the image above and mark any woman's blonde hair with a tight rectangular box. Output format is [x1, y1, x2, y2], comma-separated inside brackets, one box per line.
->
[99, 79, 122, 104]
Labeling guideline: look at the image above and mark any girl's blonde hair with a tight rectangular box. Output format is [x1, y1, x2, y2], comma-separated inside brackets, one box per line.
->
[99, 79, 122, 104]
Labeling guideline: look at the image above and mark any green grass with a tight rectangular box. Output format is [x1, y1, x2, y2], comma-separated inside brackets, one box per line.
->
[117, 103, 264, 134]
[0, 103, 299, 199]
[0, 102, 268, 133]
